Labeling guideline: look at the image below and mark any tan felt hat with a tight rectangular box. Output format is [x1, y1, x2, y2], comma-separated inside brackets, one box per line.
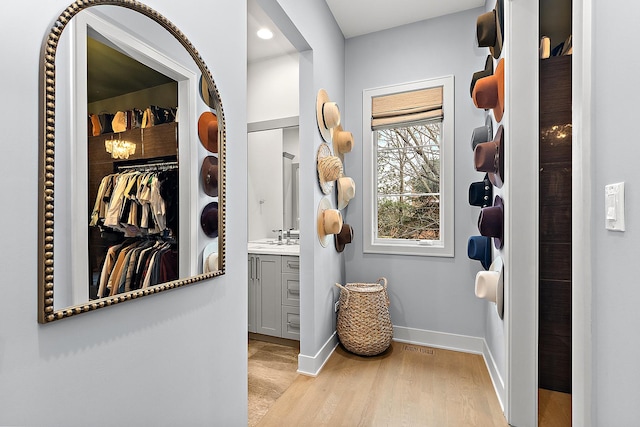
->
[317, 196, 343, 247]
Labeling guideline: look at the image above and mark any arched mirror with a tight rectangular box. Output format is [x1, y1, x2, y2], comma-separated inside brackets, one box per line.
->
[38, 0, 226, 323]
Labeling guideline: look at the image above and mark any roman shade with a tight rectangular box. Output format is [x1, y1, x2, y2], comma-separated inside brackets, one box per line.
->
[371, 86, 443, 130]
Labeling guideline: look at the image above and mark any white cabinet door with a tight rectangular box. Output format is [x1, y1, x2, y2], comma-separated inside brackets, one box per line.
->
[255, 255, 282, 337]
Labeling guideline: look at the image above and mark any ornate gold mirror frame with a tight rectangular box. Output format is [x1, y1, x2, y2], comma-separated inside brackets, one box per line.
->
[38, 0, 226, 323]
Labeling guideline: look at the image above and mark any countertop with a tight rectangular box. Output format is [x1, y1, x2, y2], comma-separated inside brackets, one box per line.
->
[248, 239, 300, 256]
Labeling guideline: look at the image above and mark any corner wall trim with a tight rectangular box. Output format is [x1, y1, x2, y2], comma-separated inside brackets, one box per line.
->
[297, 331, 339, 377]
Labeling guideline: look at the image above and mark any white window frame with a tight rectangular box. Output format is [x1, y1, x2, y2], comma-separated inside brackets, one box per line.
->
[362, 76, 454, 257]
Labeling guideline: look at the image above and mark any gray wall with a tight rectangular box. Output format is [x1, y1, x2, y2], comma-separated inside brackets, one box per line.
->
[0, 0, 247, 425]
[344, 9, 490, 338]
[592, 1, 640, 423]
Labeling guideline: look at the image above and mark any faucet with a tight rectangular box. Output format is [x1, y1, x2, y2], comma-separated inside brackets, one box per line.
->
[286, 228, 300, 245]
[272, 229, 283, 245]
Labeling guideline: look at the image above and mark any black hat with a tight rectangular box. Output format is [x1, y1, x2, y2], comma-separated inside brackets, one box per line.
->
[200, 202, 219, 238]
[469, 174, 493, 208]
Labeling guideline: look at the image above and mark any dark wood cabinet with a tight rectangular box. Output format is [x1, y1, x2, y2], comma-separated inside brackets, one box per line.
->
[539, 55, 572, 393]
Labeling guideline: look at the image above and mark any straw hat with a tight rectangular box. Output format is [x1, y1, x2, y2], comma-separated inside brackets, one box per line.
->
[200, 201, 219, 238]
[317, 197, 343, 247]
[316, 89, 341, 142]
[202, 239, 219, 274]
[476, 0, 504, 59]
[332, 125, 354, 161]
[472, 58, 505, 123]
[478, 195, 504, 249]
[334, 223, 353, 253]
[475, 256, 504, 319]
[337, 176, 356, 210]
[467, 235, 492, 270]
[198, 111, 219, 153]
[317, 143, 343, 195]
[200, 156, 219, 197]
[474, 124, 504, 188]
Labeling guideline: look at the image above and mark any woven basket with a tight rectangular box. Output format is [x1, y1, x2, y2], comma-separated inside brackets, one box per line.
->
[335, 278, 392, 356]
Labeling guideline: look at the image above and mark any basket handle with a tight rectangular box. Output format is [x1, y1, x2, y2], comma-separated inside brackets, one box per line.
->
[335, 283, 349, 310]
[377, 277, 390, 307]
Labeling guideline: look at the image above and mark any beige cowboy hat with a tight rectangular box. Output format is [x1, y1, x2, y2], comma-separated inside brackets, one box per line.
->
[474, 256, 504, 319]
[317, 142, 343, 195]
[332, 125, 353, 161]
[337, 176, 355, 210]
[317, 196, 343, 247]
[316, 89, 341, 142]
[202, 240, 219, 274]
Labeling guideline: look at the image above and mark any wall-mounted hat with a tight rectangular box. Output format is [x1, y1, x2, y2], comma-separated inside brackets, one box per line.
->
[472, 59, 505, 122]
[200, 155, 219, 197]
[478, 195, 504, 249]
[202, 239, 219, 274]
[470, 55, 494, 98]
[474, 124, 504, 188]
[337, 176, 355, 210]
[112, 111, 127, 133]
[332, 125, 353, 161]
[198, 111, 219, 153]
[467, 235, 492, 270]
[316, 89, 341, 143]
[475, 256, 504, 319]
[317, 196, 343, 247]
[471, 115, 494, 151]
[200, 201, 219, 238]
[468, 174, 493, 208]
[199, 74, 216, 109]
[476, 0, 504, 59]
[317, 142, 343, 195]
[335, 223, 353, 253]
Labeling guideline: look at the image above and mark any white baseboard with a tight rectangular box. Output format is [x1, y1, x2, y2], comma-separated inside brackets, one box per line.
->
[393, 326, 505, 412]
[297, 331, 339, 377]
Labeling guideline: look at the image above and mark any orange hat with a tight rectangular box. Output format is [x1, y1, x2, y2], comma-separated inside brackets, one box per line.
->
[472, 59, 505, 123]
[198, 111, 219, 153]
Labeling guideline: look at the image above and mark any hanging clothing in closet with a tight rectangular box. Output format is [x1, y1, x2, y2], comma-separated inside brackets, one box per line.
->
[96, 238, 178, 298]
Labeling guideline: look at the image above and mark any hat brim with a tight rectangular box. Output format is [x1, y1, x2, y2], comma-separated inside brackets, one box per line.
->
[334, 224, 353, 253]
[202, 239, 219, 273]
[493, 59, 505, 123]
[492, 195, 504, 249]
[470, 55, 494, 98]
[198, 111, 219, 153]
[487, 125, 504, 188]
[200, 156, 219, 197]
[317, 197, 333, 247]
[317, 143, 336, 195]
[490, 256, 504, 319]
[316, 89, 332, 143]
[491, 0, 504, 59]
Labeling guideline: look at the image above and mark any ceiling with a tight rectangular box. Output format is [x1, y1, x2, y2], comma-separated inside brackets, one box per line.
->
[247, 0, 485, 62]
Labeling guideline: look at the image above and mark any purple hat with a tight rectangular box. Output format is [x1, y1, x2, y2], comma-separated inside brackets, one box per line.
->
[467, 235, 492, 270]
[200, 202, 219, 238]
[478, 195, 504, 249]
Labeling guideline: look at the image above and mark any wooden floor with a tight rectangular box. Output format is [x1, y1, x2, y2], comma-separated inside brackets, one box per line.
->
[539, 389, 571, 427]
[256, 342, 507, 427]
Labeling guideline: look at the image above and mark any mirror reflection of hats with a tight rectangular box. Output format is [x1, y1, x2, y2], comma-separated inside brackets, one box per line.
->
[316, 89, 341, 142]
[470, 55, 494, 98]
[476, 0, 504, 59]
[198, 111, 219, 153]
[199, 74, 216, 109]
[200, 155, 219, 197]
[202, 239, 219, 274]
[467, 235, 492, 270]
[317, 197, 343, 247]
[471, 116, 493, 151]
[332, 125, 353, 161]
[472, 59, 505, 122]
[478, 195, 504, 249]
[468, 174, 493, 208]
[335, 223, 353, 253]
[200, 201, 219, 238]
[337, 176, 356, 210]
[474, 124, 504, 188]
[475, 256, 504, 319]
[317, 143, 343, 195]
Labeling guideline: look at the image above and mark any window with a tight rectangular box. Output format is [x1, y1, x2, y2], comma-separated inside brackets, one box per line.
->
[363, 76, 454, 257]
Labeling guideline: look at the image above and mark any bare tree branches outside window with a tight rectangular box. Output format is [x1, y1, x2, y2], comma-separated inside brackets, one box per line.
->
[375, 121, 441, 240]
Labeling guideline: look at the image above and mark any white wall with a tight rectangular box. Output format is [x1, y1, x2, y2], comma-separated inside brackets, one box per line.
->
[344, 9, 490, 343]
[247, 53, 299, 123]
[591, 1, 640, 423]
[0, 0, 247, 425]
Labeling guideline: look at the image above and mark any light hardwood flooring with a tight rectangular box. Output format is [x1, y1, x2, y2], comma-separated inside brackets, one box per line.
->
[539, 389, 571, 427]
[256, 341, 507, 427]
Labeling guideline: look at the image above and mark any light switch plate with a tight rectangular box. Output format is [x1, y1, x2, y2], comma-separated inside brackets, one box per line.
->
[605, 182, 625, 231]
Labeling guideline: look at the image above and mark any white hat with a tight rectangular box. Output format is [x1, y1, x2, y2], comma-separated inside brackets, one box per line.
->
[316, 89, 341, 142]
[337, 176, 355, 210]
[317, 197, 343, 247]
[202, 240, 219, 274]
[474, 256, 504, 318]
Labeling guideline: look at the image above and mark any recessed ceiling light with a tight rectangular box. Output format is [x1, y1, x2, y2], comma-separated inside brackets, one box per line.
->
[257, 28, 274, 40]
